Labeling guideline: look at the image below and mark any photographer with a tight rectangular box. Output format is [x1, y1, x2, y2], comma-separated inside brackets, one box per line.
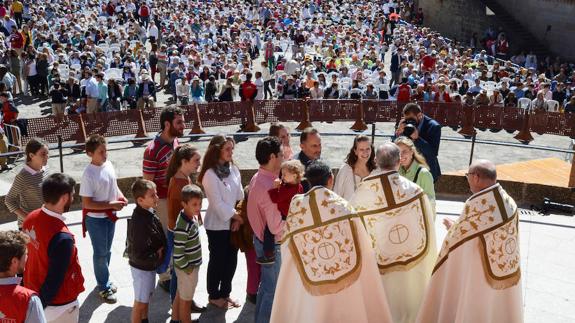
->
[395, 103, 441, 182]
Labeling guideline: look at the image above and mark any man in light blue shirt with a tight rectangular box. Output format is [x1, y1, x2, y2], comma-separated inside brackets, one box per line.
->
[85, 71, 100, 113]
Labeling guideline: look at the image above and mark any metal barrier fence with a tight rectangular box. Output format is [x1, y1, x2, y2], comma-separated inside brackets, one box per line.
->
[11, 100, 575, 150]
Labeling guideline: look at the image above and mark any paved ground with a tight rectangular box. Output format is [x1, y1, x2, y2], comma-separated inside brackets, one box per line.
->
[1, 199, 573, 323]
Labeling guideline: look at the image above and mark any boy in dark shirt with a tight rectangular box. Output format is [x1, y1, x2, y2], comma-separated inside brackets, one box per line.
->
[126, 179, 166, 323]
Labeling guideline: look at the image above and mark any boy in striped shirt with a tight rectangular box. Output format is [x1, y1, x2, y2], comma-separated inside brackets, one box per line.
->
[173, 185, 203, 323]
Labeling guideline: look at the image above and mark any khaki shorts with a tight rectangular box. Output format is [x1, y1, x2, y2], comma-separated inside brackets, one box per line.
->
[175, 266, 199, 301]
[52, 103, 66, 115]
[86, 98, 99, 113]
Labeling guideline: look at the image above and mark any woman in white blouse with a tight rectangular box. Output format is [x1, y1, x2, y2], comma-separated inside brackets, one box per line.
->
[334, 135, 376, 201]
[198, 135, 244, 309]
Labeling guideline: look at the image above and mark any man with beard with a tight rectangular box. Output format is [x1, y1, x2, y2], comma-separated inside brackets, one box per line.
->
[142, 107, 188, 294]
[0, 230, 47, 323]
[22, 173, 85, 323]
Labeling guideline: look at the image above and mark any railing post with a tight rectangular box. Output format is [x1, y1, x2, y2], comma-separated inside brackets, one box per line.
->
[190, 104, 205, 134]
[243, 101, 260, 132]
[296, 99, 312, 130]
[58, 135, 64, 173]
[514, 109, 534, 144]
[468, 132, 477, 166]
[132, 109, 148, 146]
[569, 143, 575, 188]
[458, 106, 476, 138]
[350, 100, 368, 131]
[73, 113, 88, 152]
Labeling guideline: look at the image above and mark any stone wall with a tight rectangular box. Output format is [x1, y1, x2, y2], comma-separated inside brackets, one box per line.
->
[418, 0, 575, 60]
[495, 0, 575, 60]
[417, 0, 498, 45]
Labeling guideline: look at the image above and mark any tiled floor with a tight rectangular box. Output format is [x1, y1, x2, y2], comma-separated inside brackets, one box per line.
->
[1, 199, 573, 323]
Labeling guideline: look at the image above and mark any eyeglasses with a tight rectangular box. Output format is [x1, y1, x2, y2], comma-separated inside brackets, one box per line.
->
[465, 172, 476, 178]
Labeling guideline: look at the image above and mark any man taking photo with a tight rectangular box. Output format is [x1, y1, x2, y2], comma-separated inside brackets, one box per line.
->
[395, 103, 441, 182]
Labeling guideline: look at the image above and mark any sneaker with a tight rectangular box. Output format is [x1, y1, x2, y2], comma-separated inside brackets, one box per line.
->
[159, 279, 171, 292]
[256, 256, 275, 265]
[108, 282, 117, 294]
[99, 289, 117, 304]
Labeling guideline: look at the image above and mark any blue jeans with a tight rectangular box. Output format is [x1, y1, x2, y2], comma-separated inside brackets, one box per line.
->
[253, 237, 281, 323]
[85, 216, 115, 292]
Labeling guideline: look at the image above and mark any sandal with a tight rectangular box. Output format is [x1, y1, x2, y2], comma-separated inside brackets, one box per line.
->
[226, 298, 241, 308]
[209, 298, 228, 309]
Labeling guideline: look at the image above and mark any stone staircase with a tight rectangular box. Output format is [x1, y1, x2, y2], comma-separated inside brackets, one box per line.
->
[480, 0, 551, 57]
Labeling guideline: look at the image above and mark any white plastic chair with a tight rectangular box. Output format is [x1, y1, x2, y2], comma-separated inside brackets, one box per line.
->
[104, 68, 123, 81]
[518, 98, 532, 110]
[378, 83, 390, 92]
[546, 100, 560, 112]
[483, 81, 498, 92]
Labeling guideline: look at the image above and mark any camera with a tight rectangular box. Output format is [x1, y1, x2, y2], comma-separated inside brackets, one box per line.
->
[402, 118, 418, 137]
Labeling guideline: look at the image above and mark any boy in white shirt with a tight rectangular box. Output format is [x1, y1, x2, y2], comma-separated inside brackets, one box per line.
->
[254, 71, 264, 100]
[79, 134, 127, 303]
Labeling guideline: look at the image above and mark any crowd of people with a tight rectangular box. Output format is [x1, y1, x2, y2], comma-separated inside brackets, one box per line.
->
[0, 0, 572, 116]
[1, 104, 523, 323]
[0, 0, 564, 321]
[0, 0, 573, 171]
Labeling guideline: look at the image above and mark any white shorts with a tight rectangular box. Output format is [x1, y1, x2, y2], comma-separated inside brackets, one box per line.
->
[175, 267, 199, 301]
[130, 265, 156, 303]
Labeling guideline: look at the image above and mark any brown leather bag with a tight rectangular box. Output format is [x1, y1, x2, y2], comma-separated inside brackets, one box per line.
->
[230, 186, 255, 252]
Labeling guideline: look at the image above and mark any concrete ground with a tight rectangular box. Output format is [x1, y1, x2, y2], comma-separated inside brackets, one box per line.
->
[1, 199, 573, 323]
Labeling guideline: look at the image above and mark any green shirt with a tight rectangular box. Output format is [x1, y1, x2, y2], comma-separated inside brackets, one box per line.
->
[399, 161, 436, 206]
[173, 211, 202, 273]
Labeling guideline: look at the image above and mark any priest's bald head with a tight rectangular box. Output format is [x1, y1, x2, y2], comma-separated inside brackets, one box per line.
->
[467, 159, 497, 193]
[375, 143, 400, 172]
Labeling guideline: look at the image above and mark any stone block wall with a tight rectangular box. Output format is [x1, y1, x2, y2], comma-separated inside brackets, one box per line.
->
[417, 0, 498, 46]
[495, 0, 575, 60]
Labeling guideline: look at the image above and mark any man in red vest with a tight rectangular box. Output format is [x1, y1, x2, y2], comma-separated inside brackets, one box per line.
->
[0, 230, 46, 323]
[22, 173, 85, 323]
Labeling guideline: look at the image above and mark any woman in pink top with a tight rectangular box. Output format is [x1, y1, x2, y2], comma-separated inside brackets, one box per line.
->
[269, 123, 293, 160]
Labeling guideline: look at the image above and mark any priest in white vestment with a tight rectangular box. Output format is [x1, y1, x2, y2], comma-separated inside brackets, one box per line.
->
[270, 161, 393, 323]
[350, 143, 437, 323]
[416, 159, 523, 323]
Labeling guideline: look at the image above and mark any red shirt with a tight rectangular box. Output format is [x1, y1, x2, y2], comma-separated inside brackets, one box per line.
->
[268, 183, 304, 217]
[10, 32, 24, 49]
[143, 135, 179, 199]
[397, 84, 411, 102]
[421, 55, 436, 71]
[23, 209, 85, 305]
[240, 81, 257, 101]
[0, 279, 36, 323]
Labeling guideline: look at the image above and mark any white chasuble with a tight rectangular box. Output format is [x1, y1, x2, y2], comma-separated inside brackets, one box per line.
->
[416, 183, 523, 323]
[270, 186, 393, 323]
[350, 170, 437, 323]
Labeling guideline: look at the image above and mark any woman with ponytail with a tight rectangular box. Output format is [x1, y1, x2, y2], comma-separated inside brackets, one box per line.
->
[165, 144, 205, 320]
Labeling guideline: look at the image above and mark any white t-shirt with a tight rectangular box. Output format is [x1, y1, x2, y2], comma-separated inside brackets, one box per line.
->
[255, 78, 264, 100]
[79, 161, 120, 218]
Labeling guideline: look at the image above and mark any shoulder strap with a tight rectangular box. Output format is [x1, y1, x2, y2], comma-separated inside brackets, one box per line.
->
[413, 166, 423, 183]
